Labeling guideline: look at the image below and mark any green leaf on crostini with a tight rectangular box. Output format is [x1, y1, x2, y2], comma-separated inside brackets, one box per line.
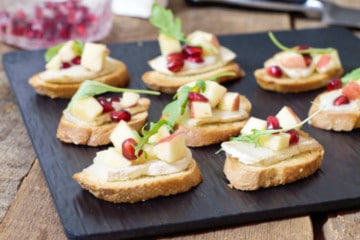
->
[268, 32, 334, 54]
[133, 119, 173, 157]
[65, 80, 160, 112]
[150, 3, 187, 42]
[342, 68, 360, 84]
[44, 40, 84, 63]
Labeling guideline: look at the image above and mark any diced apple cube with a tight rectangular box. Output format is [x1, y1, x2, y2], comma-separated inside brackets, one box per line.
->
[148, 125, 171, 144]
[187, 30, 220, 56]
[58, 40, 79, 62]
[218, 92, 240, 111]
[158, 33, 182, 56]
[315, 50, 341, 73]
[202, 81, 227, 108]
[152, 133, 188, 163]
[45, 54, 62, 70]
[190, 101, 212, 119]
[71, 97, 103, 122]
[259, 132, 290, 151]
[240, 117, 267, 135]
[110, 120, 137, 150]
[275, 106, 301, 129]
[120, 92, 140, 108]
[81, 42, 109, 72]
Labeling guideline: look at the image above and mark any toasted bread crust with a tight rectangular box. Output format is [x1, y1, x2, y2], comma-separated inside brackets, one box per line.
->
[29, 59, 130, 99]
[223, 131, 324, 191]
[142, 62, 245, 93]
[254, 67, 343, 93]
[308, 92, 360, 131]
[56, 111, 148, 146]
[174, 95, 251, 147]
[73, 158, 202, 203]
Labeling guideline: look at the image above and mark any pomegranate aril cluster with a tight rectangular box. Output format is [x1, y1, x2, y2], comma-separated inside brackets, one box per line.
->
[61, 56, 81, 69]
[97, 96, 132, 123]
[266, 115, 299, 145]
[167, 45, 204, 73]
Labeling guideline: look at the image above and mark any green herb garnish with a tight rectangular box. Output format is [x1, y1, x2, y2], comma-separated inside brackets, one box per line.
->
[150, 3, 187, 42]
[133, 119, 172, 157]
[65, 80, 160, 111]
[44, 40, 84, 63]
[268, 32, 334, 54]
[342, 68, 360, 84]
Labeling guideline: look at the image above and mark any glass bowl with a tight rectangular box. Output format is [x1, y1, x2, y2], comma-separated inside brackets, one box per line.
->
[0, 0, 113, 50]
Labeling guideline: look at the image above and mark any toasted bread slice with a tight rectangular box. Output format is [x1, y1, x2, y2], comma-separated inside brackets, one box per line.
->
[254, 67, 343, 93]
[142, 61, 244, 94]
[73, 158, 202, 203]
[223, 131, 324, 191]
[29, 58, 129, 99]
[174, 95, 251, 147]
[308, 92, 360, 131]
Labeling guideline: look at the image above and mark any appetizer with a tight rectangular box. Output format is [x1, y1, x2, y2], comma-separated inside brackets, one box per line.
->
[142, 4, 245, 93]
[220, 106, 324, 191]
[29, 40, 130, 98]
[57, 80, 159, 146]
[254, 32, 343, 93]
[162, 76, 252, 147]
[309, 68, 360, 131]
[73, 120, 202, 203]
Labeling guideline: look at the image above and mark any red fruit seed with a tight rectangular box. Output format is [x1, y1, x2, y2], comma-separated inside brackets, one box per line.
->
[110, 110, 131, 122]
[188, 92, 208, 102]
[267, 115, 281, 130]
[122, 138, 141, 160]
[266, 65, 282, 78]
[333, 95, 350, 106]
[97, 96, 114, 112]
[327, 78, 342, 91]
[286, 129, 299, 145]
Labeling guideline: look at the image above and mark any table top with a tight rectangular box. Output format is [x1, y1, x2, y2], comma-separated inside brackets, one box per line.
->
[0, 0, 359, 239]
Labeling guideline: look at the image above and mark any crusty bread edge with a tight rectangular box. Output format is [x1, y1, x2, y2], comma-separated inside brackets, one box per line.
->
[223, 131, 324, 191]
[56, 111, 148, 147]
[29, 59, 130, 99]
[308, 92, 360, 131]
[142, 61, 245, 93]
[174, 95, 252, 147]
[254, 67, 343, 93]
[73, 158, 202, 203]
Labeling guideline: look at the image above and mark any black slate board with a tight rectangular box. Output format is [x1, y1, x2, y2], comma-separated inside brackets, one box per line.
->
[3, 27, 360, 240]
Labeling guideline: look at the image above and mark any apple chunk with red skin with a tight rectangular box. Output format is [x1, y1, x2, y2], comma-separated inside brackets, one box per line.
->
[218, 92, 240, 111]
[275, 106, 301, 129]
[152, 133, 188, 163]
[201, 81, 227, 108]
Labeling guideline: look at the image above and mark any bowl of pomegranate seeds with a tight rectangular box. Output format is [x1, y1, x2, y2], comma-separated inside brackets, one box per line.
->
[0, 0, 112, 50]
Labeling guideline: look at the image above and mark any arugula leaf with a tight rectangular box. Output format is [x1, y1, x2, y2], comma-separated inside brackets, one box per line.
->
[268, 32, 334, 54]
[65, 80, 160, 111]
[44, 40, 84, 63]
[342, 68, 360, 84]
[150, 3, 186, 42]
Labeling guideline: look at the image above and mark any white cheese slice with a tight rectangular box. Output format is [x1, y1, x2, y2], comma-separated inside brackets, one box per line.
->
[148, 46, 236, 76]
[184, 109, 249, 126]
[318, 89, 360, 112]
[221, 136, 319, 166]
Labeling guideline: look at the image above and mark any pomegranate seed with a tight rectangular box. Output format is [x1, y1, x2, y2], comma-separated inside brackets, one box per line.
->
[183, 45, 203, 56]
[333, 95, 350, 106]
[296, 45, 312, 66]
[97, 97, 114, 112]
[61, 62, 71, 69]
[0, 11, 10, 34]
[167, 59, 184, 73]
[286, 129, 300, 145]
[267, 115, 281, 130]
[71, 56, 81, 65]
[167, 52, 184, 62]
[327, 78, 342, 91]
[186, 55, 204, 63]
[110, 110, 131, 122]
[122, 138, 142, 160]
[188, 92, 208, 102]
[266, 65, 283, 78]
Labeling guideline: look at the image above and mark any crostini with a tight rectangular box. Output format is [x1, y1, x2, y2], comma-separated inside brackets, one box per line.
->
[220, 106, 324, 191]
[73, 120, 202, 203]
[56, 80, 159, 146]
[29, 40, 130, 99]
[254, 32, 343, 93]
[308, 68, 360, 131]
[162, 77, 252, 147]
[141, 4, 245, 93]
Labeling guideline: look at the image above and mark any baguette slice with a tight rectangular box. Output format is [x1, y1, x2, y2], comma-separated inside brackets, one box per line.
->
[73, 158, 202, 203]
[174, 95, 251, 147]
[29, 58, 129, 99]
[254, 66, 343, 93]
[223, 131, 324, 191]
[142, 61, 244, 94]
[308, 92, 360, 131]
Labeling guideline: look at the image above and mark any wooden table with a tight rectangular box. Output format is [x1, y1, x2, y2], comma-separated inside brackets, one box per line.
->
[0, 0, 359, 239]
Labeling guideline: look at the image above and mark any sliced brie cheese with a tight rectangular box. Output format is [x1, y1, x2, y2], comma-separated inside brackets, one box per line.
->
[318, 89, 360, 112]
[184, 109, 249, 126]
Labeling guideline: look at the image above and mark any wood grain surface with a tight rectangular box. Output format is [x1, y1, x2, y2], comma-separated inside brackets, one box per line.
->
[0, 0, 359, 239]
